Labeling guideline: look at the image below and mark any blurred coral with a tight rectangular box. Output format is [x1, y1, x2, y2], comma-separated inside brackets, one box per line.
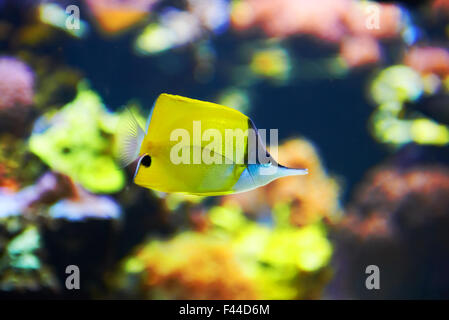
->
[187, 0, 230, 33]
[135, 0, 229, 55]
[0, 57, 35, 136]
[217, 87, 251, 114]
[404, 46, 449, 77]
[432, 0, 449, 13]
[340, 36, 381, 68]
[18, 171, 77, 210]
[0, 224, 58, 292]
[232, 0, 349, 41]
[343, 2, 403, 39]
[0, 56, 34, 110]
[39, 3, 88, 38]
[231, 0, 405, 68]
[1, 0, 449, 301]
[370, 65, 423, 105]
[340, 165, 449, 238]
[232, 0, 404, 41]
[29, 82, 126, 193]
[223, 139, 340, 226]
[369, 64, 449, 146]
[85, 0, 158, 34]
[33, 64, 82, 112]
[0, 171, 75, 218]
[113, 205, 333, 299]
[250, 46, 291, 81]
[0, 190, 22, 218]
[122, 233, 258, 299]
[330, 163, 449, 298]
[0, 135, 44, 188]
[232, 0, 401, 41]
[49, 188, 121, 221]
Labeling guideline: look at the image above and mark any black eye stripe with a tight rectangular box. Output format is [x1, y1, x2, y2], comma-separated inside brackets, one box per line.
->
[141, 155, 151, 167]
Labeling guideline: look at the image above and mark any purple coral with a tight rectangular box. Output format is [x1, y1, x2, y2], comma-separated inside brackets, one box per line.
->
[0, 56, 34, 110]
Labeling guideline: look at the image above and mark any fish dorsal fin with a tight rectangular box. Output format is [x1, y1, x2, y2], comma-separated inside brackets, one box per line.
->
[145, 100, 156, 134]
[116, 107, 146, 167]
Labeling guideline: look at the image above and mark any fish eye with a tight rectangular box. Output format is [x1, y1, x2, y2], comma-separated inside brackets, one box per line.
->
[141, 155, 152, 168]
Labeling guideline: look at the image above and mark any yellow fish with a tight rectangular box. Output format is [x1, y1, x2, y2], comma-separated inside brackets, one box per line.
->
[118, 94, 308, 196]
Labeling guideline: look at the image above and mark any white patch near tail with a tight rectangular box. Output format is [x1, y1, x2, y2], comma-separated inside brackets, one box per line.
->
[116, 108, 145, 167]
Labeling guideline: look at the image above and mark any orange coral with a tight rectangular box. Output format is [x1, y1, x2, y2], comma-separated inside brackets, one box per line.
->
[331, 164, 449, 299]
[0, 163, 19, 191]
[135, 235, 258, 299]
[340, 165, 449, 239]
[344, 2, 403, 39]
[232, 0, 350, 41]
[232, 0, 403, 41]
[223, 139, 340, 226]
[432, 0, 449, 12]
[85, 0, 157, 34]
[340, 36, 381, 68]
[404, 47, 449, 76]
[232, 0, 403, 68]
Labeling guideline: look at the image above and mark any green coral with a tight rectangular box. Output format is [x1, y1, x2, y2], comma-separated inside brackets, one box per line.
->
[217, 205, 332, 299]
[117, 205, 333, 299]
[7, 226, 41, 270]
[370, 65, 449, 146]
[0, 222, 58, 291]
[29, 82, 126, 193]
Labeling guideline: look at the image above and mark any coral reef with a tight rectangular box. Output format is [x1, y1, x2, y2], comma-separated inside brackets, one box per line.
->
[113, 205, 332, 299]
[0, 57, 35, 136]
[118, 233, 258, 299]
[223, 139, 341, 226]
[0, 224, 58, 293]
[231, 0, 409, 68]
[135, 0, 229, 54]
[0, 56, 34, 110]
[0, 170, 122, 296]
[29, 83, 126, 193]
[330, 157, 449, 299]
[404, 46, 449, 76]
[1, 0, 449, 301]
[85, 0, 158, 34]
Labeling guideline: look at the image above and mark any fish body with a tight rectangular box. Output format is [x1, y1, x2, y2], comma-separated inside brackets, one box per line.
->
[119, 94, 307, 195]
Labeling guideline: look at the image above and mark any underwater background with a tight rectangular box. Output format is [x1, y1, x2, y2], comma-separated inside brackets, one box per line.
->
[1, 0, 449, 299]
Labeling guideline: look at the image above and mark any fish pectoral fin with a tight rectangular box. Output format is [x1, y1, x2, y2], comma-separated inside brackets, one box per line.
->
[115, 107, 145, 167]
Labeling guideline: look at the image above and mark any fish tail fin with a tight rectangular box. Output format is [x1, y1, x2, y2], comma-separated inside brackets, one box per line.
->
[115, 107, 145, 168]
